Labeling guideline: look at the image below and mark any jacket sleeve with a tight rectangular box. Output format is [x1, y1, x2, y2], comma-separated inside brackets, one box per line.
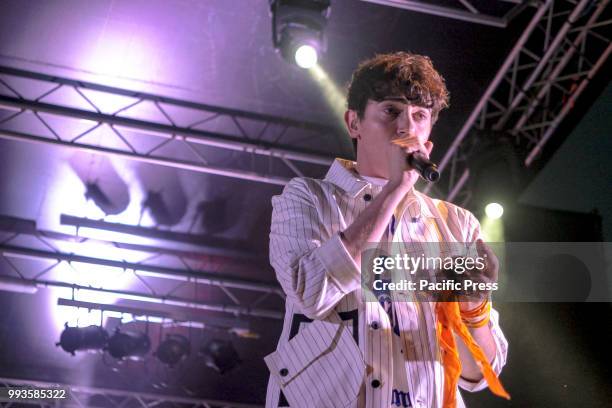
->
[458, 209, 509, 392]
[269, 178, 361, 320]
[458, 305, 509, 392]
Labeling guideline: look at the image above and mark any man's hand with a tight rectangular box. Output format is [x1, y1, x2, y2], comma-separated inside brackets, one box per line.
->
[387, 136, 433, 192]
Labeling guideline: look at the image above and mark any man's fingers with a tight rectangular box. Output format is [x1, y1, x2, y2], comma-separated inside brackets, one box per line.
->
[391, 139, 429, 165]
[476, 238, 494, 257]
[476, 238, 499, 279]
[476, 239, 492, 262]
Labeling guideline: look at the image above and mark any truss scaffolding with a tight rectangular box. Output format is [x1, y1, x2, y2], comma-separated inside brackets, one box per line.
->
[0, 66, 338, 186]
[360, 0, 530, 27]
[0, 216, 284, 321]
[423, 0, 611, 205]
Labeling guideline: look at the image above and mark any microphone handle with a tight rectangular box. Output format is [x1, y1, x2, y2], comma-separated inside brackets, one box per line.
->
[407, 153, 440, 183]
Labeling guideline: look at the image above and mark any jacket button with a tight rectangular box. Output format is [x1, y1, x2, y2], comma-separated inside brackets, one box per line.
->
[370, 321, 379, 330]
[371, 379, 381, 388]
[363, 193, 372, 202]
[279, 368, 288, 377]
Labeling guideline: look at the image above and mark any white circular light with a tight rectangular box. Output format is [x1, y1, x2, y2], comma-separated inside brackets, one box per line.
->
[485, 202, 504, 219]
[294, 45, 318, 69]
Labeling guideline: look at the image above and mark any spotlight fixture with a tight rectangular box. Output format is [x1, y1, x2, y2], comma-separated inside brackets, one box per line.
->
[71, 153, 130, 216]
[85, 182, 121, 215]
[468, 132, 522, 214]
[270, 0, 331, 68]
[154, 334, 191, 367]
[294, 44, 318, 68]
[142, 190, 186, 226]
[200, 339, 241, 375]
[106, 328, 151, 360]
[56, 324, 108, 356]
[485, 202, 504, 219]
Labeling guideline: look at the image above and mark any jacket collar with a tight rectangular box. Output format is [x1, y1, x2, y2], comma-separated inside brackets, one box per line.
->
[323, 158, 437, 220]
[324, 158, 369, 197]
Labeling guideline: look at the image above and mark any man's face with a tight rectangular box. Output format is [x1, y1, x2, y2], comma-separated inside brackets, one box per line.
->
[346, 96, 434, 179]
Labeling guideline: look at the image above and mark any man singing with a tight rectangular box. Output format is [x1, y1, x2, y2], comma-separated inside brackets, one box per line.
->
[264, 52, 509, 408]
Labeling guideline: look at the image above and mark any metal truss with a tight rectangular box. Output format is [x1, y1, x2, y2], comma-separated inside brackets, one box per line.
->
[55, 298, 254, 335]
[0, 376, 262, 408]
[360, 0, 531, 27]
[424, 0, 612, 205]
[58, 214, 260, 261]
[0, 66, 337, 187]
[0, 215, 284, 321]
[2, 214, 261, 262]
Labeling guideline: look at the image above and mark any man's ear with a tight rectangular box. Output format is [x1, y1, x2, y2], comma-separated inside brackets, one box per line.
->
[344, 110, 360, 139]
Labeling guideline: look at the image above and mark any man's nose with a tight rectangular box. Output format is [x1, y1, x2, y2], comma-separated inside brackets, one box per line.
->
[397, 110, 416, 136]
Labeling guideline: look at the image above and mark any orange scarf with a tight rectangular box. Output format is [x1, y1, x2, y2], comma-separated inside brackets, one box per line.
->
[435, 301, 510, 408]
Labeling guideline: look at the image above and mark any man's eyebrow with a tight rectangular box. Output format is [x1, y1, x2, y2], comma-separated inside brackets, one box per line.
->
[382, 96, 409, 103]
[381, 97, 431, 112]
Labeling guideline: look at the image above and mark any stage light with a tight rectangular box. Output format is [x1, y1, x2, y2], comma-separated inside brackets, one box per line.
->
[200, 339, 241, 374]
[270, 0, 330, 68]
[154, 334, 191, 367]
[295, 44, 318, 68]
[485, 202, 504, 219]
[468, 133, 522, 216]
[142, 190, 186, 226]
[107, 328, 151, 360]
[56, 324, 108, 356]
[69, 154, 130, 216]
[84, 182, 116, 214]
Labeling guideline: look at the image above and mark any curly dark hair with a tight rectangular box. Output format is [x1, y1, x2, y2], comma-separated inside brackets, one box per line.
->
[346, 52, 450, 151]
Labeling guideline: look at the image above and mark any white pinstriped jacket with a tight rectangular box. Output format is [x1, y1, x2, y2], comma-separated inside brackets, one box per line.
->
[264, 159, 508, 408]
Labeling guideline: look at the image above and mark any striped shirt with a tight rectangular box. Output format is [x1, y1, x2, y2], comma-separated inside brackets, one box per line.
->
[264, 158, 508, 408]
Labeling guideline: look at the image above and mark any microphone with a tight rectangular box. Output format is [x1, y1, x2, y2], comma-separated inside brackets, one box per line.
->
[407, 152, 440, 183]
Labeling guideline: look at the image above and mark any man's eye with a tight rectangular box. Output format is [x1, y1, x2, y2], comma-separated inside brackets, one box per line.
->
[414, 112, 428, 121]
[383, 107, 400, 116]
